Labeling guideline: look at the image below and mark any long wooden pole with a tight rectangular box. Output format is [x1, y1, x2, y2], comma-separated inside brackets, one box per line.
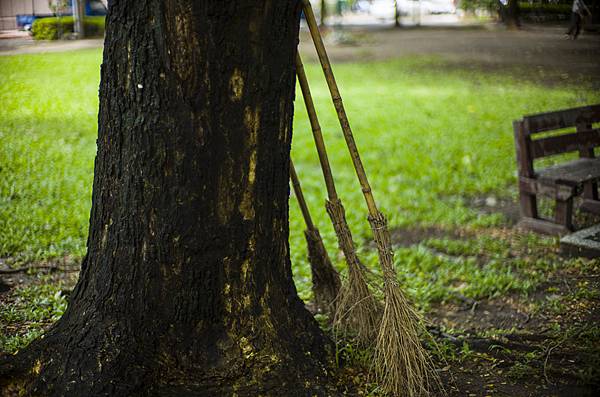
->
[296, 54, 381, 344]
[295, 53, 337, 201]
[300, 1, 436, 395]
[301, 0, 378, 217]
[290, 159, 341, 316]
[290, 159, 315, 231]
[295, 52, 366, 278]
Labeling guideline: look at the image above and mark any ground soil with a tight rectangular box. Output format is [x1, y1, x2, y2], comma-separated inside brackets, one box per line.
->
[0, 249, 600, 397]
[386, 202, 600, 396]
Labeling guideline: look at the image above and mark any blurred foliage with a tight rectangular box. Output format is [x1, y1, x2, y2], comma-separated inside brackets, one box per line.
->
[459, 0, 498, 13]
[31, 16, 105, 40]
[460, 0, 572, 15]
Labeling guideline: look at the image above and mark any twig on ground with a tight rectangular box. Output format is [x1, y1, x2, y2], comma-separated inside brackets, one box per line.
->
[562, 278, 573, 294]
[543, 343, 560, 385]
[470, 301, 479, 315]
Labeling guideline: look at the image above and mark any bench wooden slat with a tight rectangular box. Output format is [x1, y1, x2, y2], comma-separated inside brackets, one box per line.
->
[530, 128, 600, 159]
[523, 104, 600, 135]
[518, 217, 570, 236]
[519, 176, 576, 200]
[514, 104, 600, 236]
[536, 158, 600, 187]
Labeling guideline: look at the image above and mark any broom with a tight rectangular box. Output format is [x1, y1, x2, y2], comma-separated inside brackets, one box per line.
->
[301, 1, 437, 395]
[290, 159, 341, 317]
[296, 53, 381, 344]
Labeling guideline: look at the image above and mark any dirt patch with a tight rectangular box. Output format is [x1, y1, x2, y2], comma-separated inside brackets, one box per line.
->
[0, 257, 79, 294]
[0, 279, 10, 294]
[429, 297, 532, 333]
[0, 257, 81, 348]
[439, 359, 598, 397]
[427, 265, 600, 397]
[384, 220, 600, 395]
[469, 195, 521, 225]
[468, 194, 600, 232]
[389, 225, 465, 247]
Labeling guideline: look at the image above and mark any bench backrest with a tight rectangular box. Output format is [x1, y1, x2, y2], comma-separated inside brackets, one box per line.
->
[514, 104, 600, 177]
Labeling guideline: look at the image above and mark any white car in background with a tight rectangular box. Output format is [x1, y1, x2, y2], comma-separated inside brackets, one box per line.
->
[368, 0, 396, 18]
[427, 0, 456, 14]
[368, 0, 455, 18]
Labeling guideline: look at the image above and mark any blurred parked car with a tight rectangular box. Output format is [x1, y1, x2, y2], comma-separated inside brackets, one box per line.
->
[16, 0, 107, 31]
[369, 0, 397, 18]
[368, 0, 455, 19]
[352, 0, 372, 13]
[427, 0, 456, 14]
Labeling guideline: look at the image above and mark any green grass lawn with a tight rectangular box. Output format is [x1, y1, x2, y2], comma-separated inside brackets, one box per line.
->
[1, 49, 599, 360]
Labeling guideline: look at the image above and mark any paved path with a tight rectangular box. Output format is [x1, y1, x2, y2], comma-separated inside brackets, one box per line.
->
[299, 25, 600, 84]
[2, 24, 599, 85]
[0, 37, 104, 56]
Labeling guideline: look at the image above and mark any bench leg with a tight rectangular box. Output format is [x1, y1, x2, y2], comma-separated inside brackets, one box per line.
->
[555, 198, 574, 232]
[519, 191, 538, 219]
[580, 181, 600, 215]
[583, 181, 598, 201]
[578, 145, 599, 214]
[517, 192, 572, 236]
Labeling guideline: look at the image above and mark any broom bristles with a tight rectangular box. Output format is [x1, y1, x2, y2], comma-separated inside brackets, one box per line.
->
[305, 228, 341, 317]
[369, 211, 441, 397]
[334, 258, 382, 344]
[326, 198, 382, 344]
[298, 3, 438, 392]
[375, 282, 437, 396]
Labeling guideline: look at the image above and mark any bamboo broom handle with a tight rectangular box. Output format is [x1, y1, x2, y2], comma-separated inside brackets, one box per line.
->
[295, 53, 338, 201]
[301, 0, 379, 217]
[290, 159, 316, 231]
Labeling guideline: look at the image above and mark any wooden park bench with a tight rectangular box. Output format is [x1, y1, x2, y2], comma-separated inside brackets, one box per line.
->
[513, 104, 600, 236]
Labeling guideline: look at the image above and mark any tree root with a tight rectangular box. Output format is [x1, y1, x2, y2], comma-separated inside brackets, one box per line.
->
[0, 319, 341, 397]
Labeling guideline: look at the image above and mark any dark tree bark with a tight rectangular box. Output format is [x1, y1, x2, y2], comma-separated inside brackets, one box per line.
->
[499, 0, 520, 29]
[0, 1, 337, 395]
[394, 0, 401, 27]
[320, 0, 327, 26]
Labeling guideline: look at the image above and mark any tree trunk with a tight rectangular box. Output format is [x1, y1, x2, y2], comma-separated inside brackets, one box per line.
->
[73, 0, 85, 38]
[0, 1, 336, 395]
[499, 0, 520, 29]
[320, 0, 327, 26]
